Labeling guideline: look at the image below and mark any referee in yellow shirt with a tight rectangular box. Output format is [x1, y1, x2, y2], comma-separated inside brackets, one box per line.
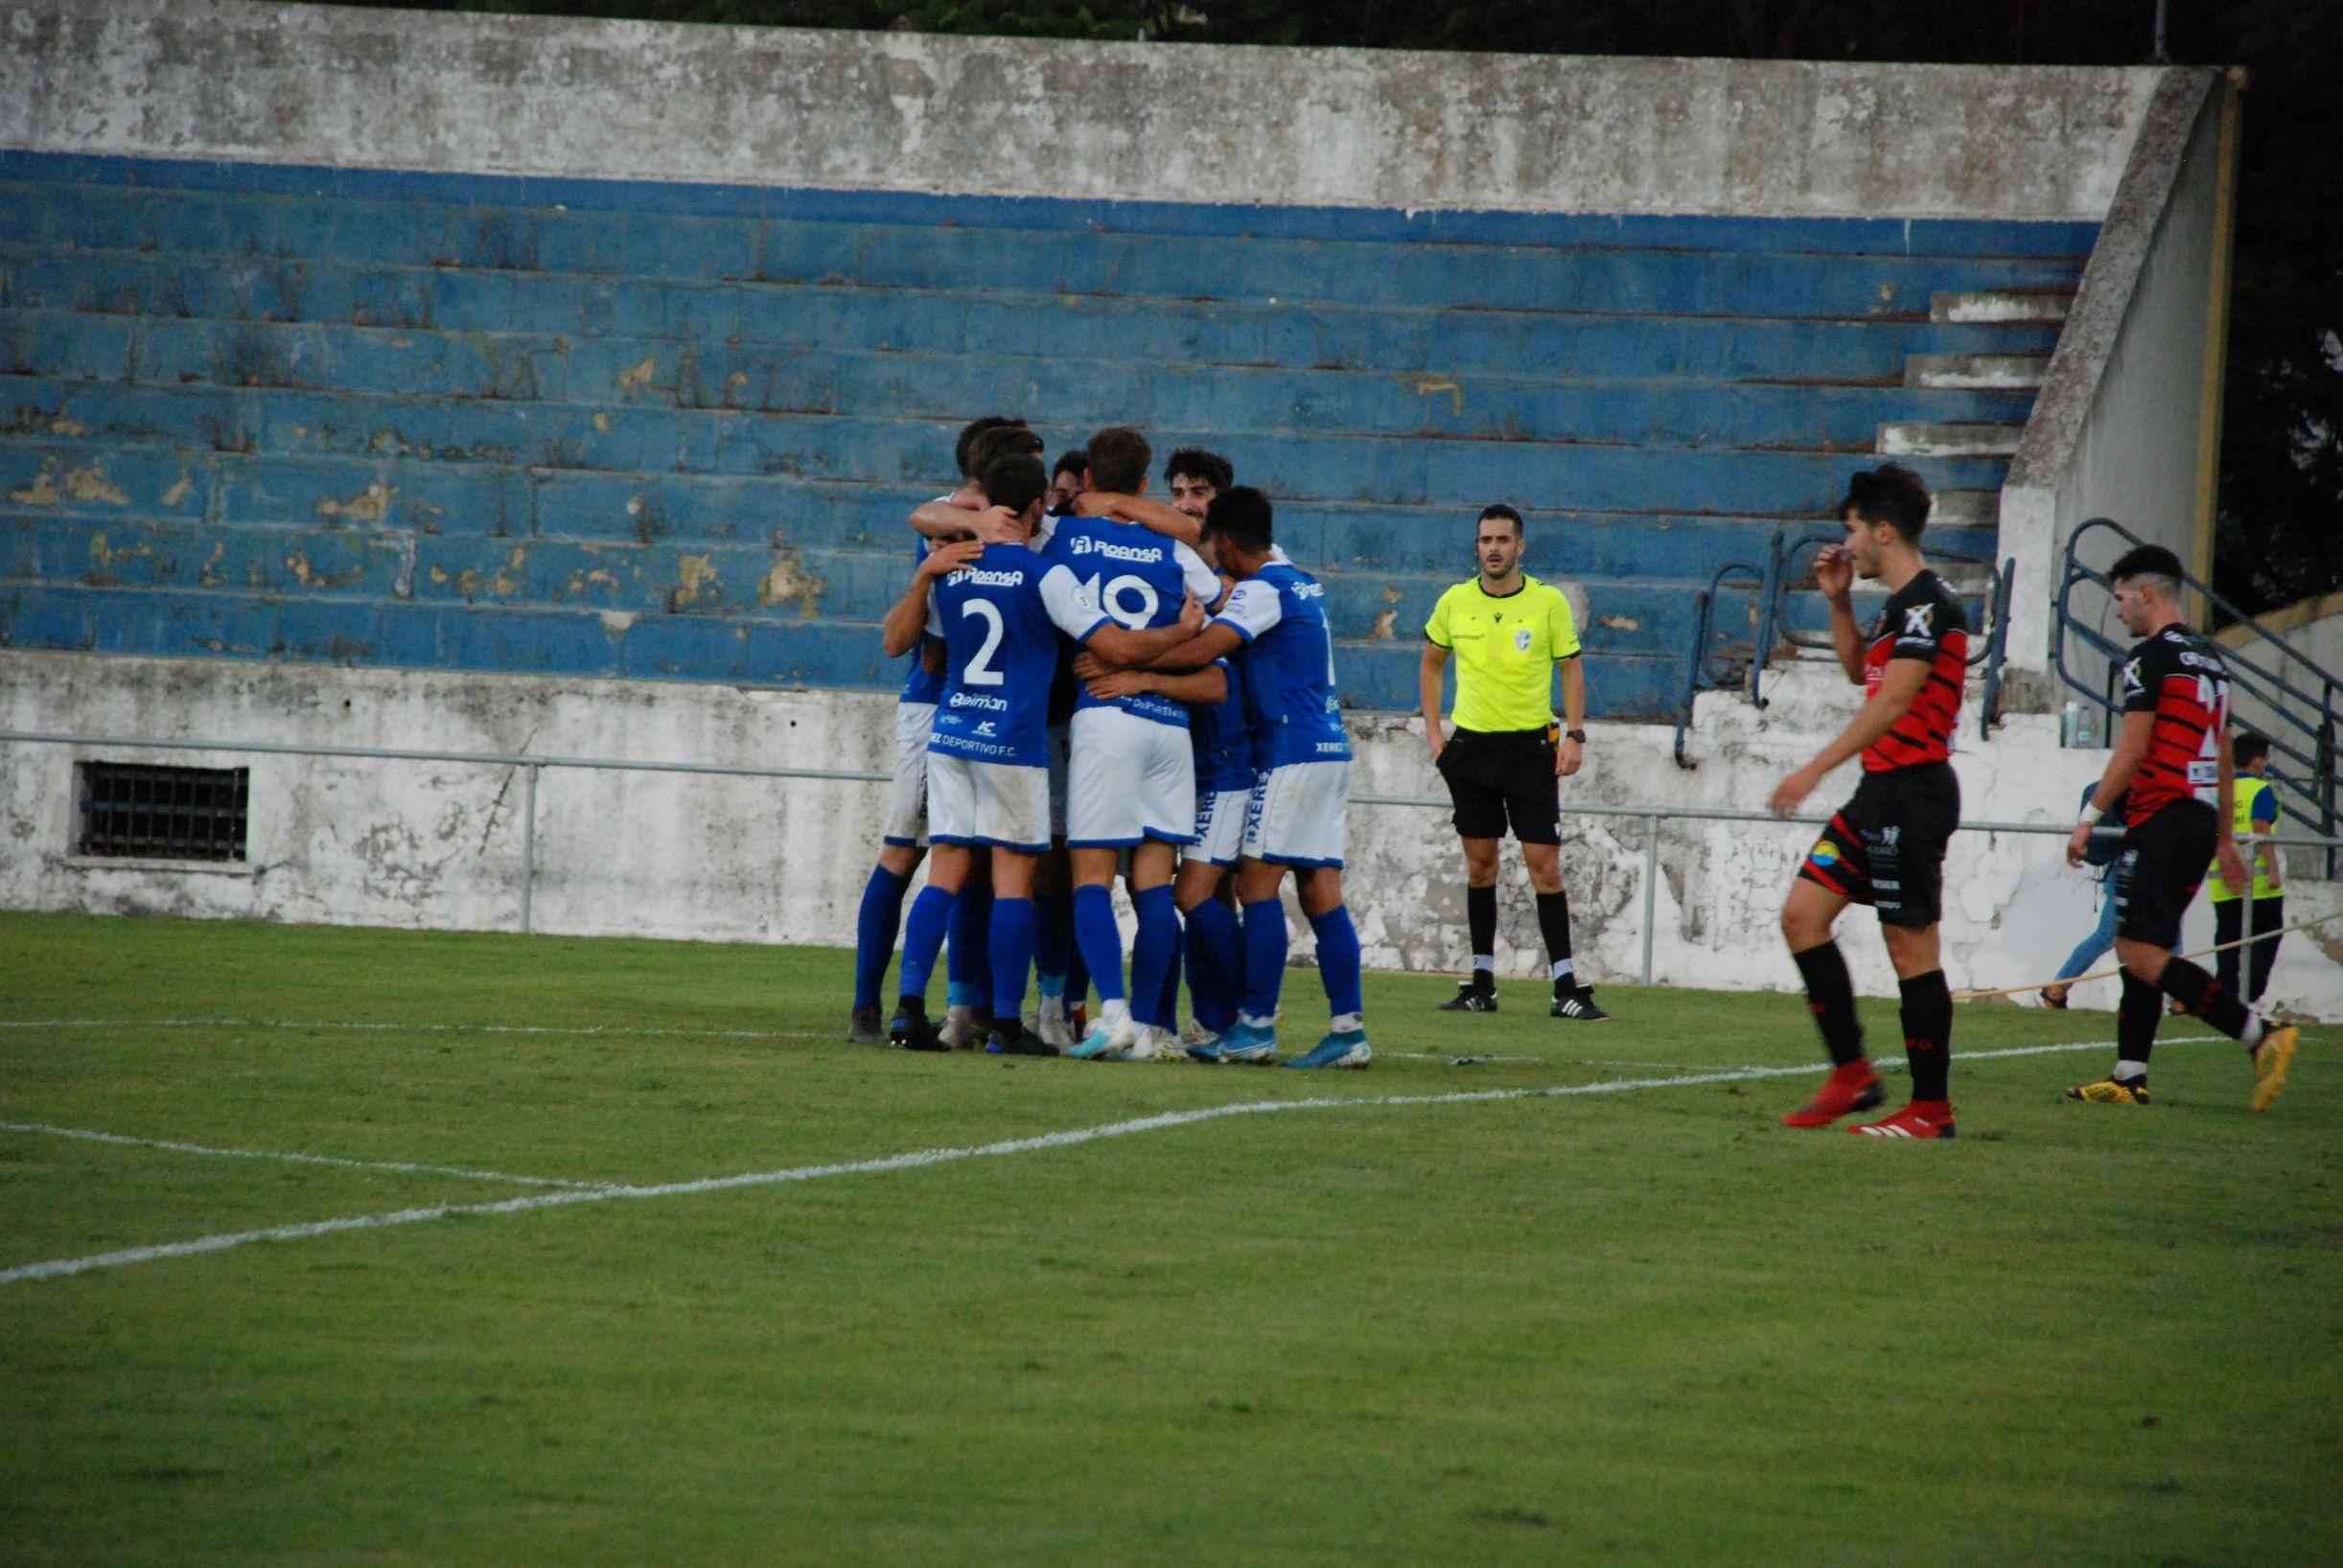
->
[1418, 504, 1605, 1019]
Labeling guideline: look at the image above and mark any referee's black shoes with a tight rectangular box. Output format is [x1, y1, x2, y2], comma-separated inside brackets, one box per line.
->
[1551, 986, 1611, 1021]
[1437, 981, 1498, 1012]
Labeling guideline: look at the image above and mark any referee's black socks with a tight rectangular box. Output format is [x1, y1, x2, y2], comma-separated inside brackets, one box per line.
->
[1791, 941, 1866, 1068]
[1537, 891, 1575, 997]
[1897, 970, 1953, 1104]
[1466, 884, 1497, 994]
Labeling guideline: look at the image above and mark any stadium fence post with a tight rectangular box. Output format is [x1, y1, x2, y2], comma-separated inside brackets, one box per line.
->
[521, 762, 540, 934]
[1641, 813, 1659, 985]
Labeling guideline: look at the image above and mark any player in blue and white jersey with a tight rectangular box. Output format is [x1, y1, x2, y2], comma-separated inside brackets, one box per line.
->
[877, 453, 1204, 1056]
[847, 416, 1035, 1048]
[1078, 447, 1251, 1047]
[1114, 486, 1368, 1070]
[1047, 427, 1227, 1064]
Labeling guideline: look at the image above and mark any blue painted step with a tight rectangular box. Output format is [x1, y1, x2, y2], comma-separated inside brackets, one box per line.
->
[3, 248, 2066, 382]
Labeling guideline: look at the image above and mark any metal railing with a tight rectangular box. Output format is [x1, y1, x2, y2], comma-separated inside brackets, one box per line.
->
[1673, 526, 2018, 770]
[11, 727, 2336, 993]
[2053, 517, 2341, 868]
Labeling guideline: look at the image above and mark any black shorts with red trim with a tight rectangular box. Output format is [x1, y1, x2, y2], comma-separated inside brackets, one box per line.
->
[2114, 799, 2217, 949]
[1796, 762, 1960, 929]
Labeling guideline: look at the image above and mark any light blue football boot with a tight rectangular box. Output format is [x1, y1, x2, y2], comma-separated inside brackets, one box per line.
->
[1286, 1027, 1372, 1070]
[1188, 1018, 1277, 1064]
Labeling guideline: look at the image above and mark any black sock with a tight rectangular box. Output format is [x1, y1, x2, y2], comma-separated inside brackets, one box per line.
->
[2158, 957, 2260, 1043]
[1537, 890, 1575, 995]
[1897, 969, 1953, 1102]
[2117, 971, 2161, 1073]
[1791, 941, 1865, 1068]
[1467, 884, 1497, 991]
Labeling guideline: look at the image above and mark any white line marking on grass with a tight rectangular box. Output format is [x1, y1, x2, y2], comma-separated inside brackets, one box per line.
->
[0, 1035, 2217, 1289]
[0, 1120, 612, 1191]
[0, 1018, 830, 1043]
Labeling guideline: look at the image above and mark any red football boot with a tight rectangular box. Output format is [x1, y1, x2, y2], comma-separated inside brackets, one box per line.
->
[1781, 1060, 1885, 1128]
[1850, 1100, 1957, 1139]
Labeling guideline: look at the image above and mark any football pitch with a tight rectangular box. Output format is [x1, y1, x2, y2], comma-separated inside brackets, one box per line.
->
[1, 911, 2335, 1567]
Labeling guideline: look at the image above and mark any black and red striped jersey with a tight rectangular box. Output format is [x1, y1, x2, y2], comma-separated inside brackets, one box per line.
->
[2120, 625, 2231, 822]
[1861, 569, 1969, 772]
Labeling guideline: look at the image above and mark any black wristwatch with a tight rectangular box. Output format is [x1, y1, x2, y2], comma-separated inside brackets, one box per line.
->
[1565, 728, 1588, 744]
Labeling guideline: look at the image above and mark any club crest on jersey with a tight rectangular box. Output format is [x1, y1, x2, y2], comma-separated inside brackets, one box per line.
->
[1513, 628, 1534, 652]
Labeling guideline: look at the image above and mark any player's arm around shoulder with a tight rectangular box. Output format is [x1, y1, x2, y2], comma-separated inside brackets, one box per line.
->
[883, 539, 983, 657]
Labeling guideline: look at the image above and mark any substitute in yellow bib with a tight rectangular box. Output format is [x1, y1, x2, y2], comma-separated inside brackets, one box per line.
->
[2210, 732, 2285, 1003]
[1419, 503, 1605, 1020]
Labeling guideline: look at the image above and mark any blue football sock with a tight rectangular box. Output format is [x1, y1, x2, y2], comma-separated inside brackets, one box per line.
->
[1073, 884, 1125, 1004]
[988, 896, 1036, 1024]
[852, 864, 912, 1011]
[1155, 916, 1184, 1029]
[897, 886, 957, 1005]
[1129, 886, 1179, 1029]
[1241, 898, 1288, 1024]
[1034, 891, 1073, 998]
[946, 882, 992, 1009]
[1065, 938, 1090, 1009]
[1185, 896, 1243, 1034]
[1309, 905, 1364, 1022]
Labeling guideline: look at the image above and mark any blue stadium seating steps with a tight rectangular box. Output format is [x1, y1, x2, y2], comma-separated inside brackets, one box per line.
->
[0, 152, 2086, 718]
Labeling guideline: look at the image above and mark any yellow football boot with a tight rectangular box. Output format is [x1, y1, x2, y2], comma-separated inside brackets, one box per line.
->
[2251, 1024, 2299, 1113]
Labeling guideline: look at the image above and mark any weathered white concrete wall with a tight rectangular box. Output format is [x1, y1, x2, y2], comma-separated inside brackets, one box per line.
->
[1999, 70, 2231, 694]
[2217, 591, 2343, 817]
[3, 0, 2161, 220]
[8, 650, 2331, 1016]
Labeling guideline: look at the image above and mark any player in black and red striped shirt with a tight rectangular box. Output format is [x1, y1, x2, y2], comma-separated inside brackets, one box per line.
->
[1769, 464, 1968, 1139]
[2061, 543, 2298, 1109]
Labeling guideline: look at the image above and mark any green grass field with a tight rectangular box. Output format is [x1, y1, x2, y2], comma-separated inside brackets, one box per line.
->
[1, 910, 2336, 1567]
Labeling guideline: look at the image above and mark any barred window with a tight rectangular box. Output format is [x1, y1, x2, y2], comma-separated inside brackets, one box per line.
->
[76, 763, 249, 862]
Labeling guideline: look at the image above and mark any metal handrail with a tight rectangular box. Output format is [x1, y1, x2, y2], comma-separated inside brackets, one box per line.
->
[2053, 516, 2341, 863]
[10, 726, 2336, 987]
[1672, 559, 1766, 769]
[1674, 527, 2017, 767]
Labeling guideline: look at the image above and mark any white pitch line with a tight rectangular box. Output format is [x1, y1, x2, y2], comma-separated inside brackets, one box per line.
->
[0, 1120, 612, 1191]
[0, 1034, 2216, 1289]
[0, 1017, 827, 1043]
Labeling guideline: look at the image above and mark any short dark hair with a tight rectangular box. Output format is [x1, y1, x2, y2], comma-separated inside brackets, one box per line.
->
[2109, 542, 2188, 589]
[978, 453, 1049, 520]
[1053, 448, 1088, 481]
[2234, 732, 2271, 769]
[1201, 486, 1274, 556]
[1165, 448, 1234, 492]
[1084, 426, 1152, 494]
[1841, 463, 1932, 542]
[1477, 503, 1524, 538]
[966, 423, 1043, 474]
[955, 415, 1026, 479]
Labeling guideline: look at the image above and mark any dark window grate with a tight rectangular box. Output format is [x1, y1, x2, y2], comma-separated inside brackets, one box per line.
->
[76, 763, 249, 862]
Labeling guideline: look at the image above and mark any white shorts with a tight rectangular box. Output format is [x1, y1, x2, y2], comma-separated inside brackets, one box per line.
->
[1242, 759, 1350, 868]
[1193, 785, 1253, 867]
[1066, 705, 1196, 849]
[927, 751, 1052, 853]
[881, 702, 937, 848]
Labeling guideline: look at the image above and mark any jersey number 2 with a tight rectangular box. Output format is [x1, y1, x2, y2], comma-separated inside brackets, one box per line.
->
[961, 600, 1006, 686]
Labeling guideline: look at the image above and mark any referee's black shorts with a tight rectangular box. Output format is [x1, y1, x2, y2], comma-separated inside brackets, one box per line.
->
[1436, 726, 1560, 845]
[2115, 800, 2217, 949]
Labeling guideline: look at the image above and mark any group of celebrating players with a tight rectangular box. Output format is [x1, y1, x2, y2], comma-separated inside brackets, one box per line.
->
[844, 418, 2301, 1125]
[847, 419, 1368, 1068]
